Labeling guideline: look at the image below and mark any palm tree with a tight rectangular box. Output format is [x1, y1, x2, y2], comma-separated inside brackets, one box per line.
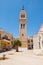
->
[14, 40, 22, 52]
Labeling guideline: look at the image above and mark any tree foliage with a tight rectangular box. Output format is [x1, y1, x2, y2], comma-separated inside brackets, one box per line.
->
[14, 40, 21, 46]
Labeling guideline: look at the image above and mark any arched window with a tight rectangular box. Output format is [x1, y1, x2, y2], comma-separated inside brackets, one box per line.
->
[2, 35, 8, 40]
[23, 24, 25, 29]
[21, 24, 25, 29]
[22, 34, 24, 36]
[28, 40, 30, 43]
[21, 24, 22, 29]
[39, 42, 41, 49]
[21, 14, 25, 18]
[31, 40, 33, 43]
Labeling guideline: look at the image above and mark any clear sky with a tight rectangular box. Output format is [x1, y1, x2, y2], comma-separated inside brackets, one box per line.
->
[0, 0, 43, 38]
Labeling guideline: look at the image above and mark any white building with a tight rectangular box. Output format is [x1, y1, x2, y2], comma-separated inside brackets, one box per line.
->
[33, 24, 43, 54]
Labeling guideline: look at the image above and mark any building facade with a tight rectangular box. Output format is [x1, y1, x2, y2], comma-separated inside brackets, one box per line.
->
[28, 36, 33, 49]
[33, 24, 43, 53]
[0, 29, 14, 52]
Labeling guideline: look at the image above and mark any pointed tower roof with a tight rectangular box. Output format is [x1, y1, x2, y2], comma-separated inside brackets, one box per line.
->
[19, 5, 27, 20]
[20, 5, 26, 14]
[38, 23, 43, 33]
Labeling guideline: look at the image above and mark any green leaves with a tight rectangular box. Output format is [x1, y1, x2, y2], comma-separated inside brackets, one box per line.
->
[14, 40, 22, 47]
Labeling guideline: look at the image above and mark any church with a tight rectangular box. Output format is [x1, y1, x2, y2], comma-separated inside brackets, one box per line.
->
[33, 24, 43, 54]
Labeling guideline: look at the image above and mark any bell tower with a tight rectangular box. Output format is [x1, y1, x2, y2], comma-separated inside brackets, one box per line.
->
[19, 6, 28, 48]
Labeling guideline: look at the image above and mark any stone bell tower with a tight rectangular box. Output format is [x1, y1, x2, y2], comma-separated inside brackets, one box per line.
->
[19, 6, 28, 48]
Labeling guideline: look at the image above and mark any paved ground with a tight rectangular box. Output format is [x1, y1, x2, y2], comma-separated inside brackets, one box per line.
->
[0, 49, 43, 65]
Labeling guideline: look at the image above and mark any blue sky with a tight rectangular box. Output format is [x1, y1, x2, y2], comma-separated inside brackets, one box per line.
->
[0, 0, 43, 38]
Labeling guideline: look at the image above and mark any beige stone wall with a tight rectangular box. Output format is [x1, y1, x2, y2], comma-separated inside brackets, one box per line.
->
[18, 38, 28, 48]
[21, 41, 28, 48]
